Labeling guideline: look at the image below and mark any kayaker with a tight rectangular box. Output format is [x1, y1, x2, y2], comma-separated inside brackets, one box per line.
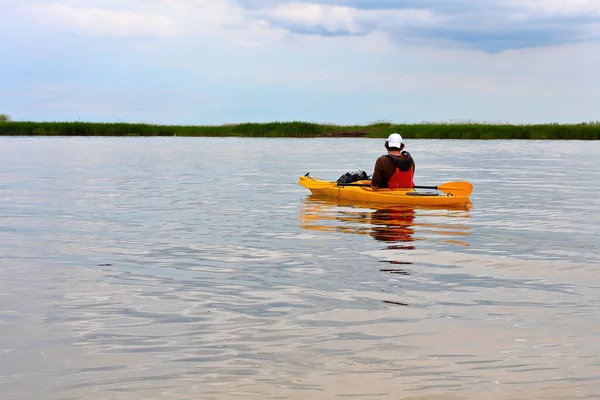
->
[371, 133, 415, 189]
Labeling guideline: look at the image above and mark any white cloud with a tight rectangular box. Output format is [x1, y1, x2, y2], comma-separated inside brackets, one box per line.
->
[25, 2, 180, 37]
[164, 0, 247, 30]
[3, 0, 600, 124]
[18, 0, 286, 46]
[15, 0, 600, 50]
[256, 2, 439, 36]
[258, 3, 358, 34]
[243, 0, 600, 52]
[519, 0, 600, 17]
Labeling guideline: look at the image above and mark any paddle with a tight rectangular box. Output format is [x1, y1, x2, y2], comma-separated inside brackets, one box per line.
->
[339, 181, 473, 197]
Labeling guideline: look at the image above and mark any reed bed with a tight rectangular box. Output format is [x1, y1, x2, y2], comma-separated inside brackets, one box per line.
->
[0, 121, 599, 139]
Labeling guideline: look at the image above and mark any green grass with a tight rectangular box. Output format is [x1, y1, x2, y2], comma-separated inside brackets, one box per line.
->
[0, 120, 599, 139]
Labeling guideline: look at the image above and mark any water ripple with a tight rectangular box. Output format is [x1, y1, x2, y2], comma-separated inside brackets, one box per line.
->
[1, 138, 599, 399]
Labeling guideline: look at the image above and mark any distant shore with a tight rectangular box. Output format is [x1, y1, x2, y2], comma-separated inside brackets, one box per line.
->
[1, 121, 599, 139]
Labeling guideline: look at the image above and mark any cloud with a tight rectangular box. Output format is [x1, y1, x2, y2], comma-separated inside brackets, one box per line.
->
[2, 0, 599, 124]
[14, 0, 600, 51]
[21, 0, 249, 38]
[519, 0, 600, 17]
[23, 2, 177, 37]
[243, 0, 600, 52]
[253, 3, 437, 37]
[256, 3, 359, 36]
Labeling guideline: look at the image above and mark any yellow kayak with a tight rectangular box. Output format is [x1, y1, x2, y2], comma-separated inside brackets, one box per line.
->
[298, 175, 472, 208]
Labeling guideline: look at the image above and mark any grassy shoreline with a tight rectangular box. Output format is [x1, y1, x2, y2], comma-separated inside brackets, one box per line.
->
[0, 121, 599, 139]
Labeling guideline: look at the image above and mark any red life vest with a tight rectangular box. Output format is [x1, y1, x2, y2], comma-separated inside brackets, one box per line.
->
[388, 168, 414, 188]
[386, 153, 415, 188]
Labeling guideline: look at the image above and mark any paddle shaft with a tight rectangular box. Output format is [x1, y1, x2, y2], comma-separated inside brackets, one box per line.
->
[339, 181, 473, 196]
[339, 183, 439, 190]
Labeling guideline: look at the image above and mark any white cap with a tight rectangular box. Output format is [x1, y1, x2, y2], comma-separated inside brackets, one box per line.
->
[386, 133, 403, 148]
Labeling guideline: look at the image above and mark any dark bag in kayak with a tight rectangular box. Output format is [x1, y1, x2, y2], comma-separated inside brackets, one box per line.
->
[336, 170, 369, 184]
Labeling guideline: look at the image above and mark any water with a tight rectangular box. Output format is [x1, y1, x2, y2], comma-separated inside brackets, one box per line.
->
[1, 137, 599, 399]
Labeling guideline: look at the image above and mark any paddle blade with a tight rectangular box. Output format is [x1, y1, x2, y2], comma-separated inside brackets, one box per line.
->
[436, 181, 473, 196]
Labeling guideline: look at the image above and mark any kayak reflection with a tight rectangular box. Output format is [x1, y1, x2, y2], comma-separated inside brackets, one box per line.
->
[370, 207, 415, 244]
[299, 195, 471, 247]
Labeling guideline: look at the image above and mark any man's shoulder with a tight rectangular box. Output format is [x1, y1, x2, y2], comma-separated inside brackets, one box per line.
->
[378, 154, 395, 161]
[376, 155, 395, 165]
[389, 151, 413, 160]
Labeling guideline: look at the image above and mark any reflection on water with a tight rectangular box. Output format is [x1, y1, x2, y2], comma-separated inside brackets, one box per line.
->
[1, 138, 600, 400]
[299, 195, 473, 308]
[300, 195, 472, 250]
[370, 207, 416, 244]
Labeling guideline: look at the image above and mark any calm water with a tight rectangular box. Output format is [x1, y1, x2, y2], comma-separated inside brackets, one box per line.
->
[1, 137, 599, 400]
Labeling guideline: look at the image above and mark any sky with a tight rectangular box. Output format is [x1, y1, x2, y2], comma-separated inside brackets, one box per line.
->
[1, 0, 600, 125]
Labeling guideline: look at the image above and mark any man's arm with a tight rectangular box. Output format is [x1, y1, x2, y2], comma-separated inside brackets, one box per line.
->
[371, 157, 384, 188]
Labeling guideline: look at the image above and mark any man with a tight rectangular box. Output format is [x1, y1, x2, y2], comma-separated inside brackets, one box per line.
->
[371, 133, 415, 189]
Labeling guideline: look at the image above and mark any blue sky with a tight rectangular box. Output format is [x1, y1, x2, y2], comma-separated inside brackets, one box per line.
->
[1, 0, 599, 125]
